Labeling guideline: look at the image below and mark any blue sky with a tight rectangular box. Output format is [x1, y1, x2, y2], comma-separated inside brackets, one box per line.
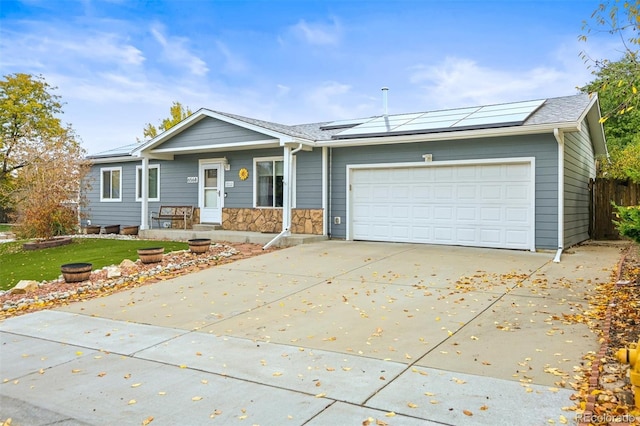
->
[0, 0, 618, 155]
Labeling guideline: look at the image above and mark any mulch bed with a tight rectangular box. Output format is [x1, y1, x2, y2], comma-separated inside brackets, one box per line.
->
[575, 242, 640, 425]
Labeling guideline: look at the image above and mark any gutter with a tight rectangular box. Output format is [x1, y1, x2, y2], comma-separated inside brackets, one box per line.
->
[263, 143, 304, 249]
[553, 128, 565, 263]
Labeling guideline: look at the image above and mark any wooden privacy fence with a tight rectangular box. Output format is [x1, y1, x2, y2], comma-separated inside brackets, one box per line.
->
[590, 178, 640, 240]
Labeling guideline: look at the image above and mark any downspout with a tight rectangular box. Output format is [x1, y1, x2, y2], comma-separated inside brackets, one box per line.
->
[553, 128, 564, 263]
[322, 147, 328, 237]
[263, 143, 303, 249]
[140, 156, 149, 230]
[328, 147, 333, 239]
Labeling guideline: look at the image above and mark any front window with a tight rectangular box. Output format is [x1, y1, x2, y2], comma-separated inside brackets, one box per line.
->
[136, 164, 160, 202]
[100, 167, 121, 202]
[255, 158, 284, 207]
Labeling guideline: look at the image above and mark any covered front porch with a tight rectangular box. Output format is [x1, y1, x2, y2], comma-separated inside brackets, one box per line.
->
[139, 226, 327, 248]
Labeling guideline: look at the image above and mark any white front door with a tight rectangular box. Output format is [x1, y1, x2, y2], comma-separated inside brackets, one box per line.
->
[199, 163, 222, 223]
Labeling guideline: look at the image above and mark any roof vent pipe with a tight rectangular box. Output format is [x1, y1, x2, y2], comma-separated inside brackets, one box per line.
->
[381, 87, 389, 116]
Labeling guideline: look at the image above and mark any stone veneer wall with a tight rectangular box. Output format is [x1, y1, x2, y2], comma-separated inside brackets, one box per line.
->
[222, 208, 324, 235]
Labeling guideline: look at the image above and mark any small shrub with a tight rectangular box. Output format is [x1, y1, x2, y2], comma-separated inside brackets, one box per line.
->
[614, 204, 640, 244]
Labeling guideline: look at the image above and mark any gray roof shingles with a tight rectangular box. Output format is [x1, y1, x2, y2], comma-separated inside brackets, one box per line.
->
[89, 94, 591, 157]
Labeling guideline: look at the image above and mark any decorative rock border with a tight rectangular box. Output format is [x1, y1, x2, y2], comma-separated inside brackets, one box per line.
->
[578, 246, 630, 426]
[0, 244, 239, 313]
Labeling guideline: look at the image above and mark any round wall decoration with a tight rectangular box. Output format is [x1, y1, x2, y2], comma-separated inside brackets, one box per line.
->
[239, 168, 249, 180]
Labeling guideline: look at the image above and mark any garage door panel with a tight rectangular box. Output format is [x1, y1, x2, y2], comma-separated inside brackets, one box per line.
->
[456, 207, 477, 221]
[350, 162, 534, 250]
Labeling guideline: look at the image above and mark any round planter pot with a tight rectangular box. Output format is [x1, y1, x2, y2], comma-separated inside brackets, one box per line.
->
[121, 225, 139, 236]
[137, 247, 164, 264]
[61, 263, 93, 283]
[188, 238, 211, 254]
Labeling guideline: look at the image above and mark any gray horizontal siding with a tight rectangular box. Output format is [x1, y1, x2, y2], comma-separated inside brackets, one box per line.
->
[327, 134, 559, 249]
[83, 147, 324, 227]
[160, 117, 275, 150]
[563, 124, 596, 247]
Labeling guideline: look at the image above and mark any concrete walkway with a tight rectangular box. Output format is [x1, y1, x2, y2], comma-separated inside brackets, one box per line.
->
[0, 241, 624, 425]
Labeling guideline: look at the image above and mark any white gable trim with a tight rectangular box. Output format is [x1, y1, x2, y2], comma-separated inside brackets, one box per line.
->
[131, 109, 313, 157]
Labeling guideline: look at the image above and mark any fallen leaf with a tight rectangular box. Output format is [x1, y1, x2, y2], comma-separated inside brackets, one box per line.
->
[315, 393, 326, 398]
[463, 409, 473, 416]
[384, 412, 396, 417]
[142, 416, 154, 425]
[71, 369, 81, 374]
[128, 399, 136, 405]
[273, 372, 283, 377]
[131, 383, 142, 388]
[192, 396, 203, 401]
[407, 402, 418, 408]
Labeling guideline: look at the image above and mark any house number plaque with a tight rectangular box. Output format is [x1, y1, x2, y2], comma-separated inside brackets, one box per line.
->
[187, 177, 198, 184]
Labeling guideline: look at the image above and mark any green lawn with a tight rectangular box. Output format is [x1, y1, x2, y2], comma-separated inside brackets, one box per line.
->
[0, 238, 188, 291]
[0, 224, 14, 232]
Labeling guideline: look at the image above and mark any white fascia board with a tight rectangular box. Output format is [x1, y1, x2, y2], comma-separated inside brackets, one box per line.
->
[582, 95, 608, 158]
[87, 156, 138, 164]
[315, 122, 581, 147]
[131, 109, 315, 156]
[150, 139, 281, 154]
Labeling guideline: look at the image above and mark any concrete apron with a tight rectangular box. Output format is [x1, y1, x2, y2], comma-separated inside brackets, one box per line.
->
[0, 241, 623, 425]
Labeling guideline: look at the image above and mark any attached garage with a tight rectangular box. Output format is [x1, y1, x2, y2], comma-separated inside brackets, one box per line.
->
[348, 159, 535, 251]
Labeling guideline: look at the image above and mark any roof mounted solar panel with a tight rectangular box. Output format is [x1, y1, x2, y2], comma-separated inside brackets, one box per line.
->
[319, 118, 370, 130]
[332, 99, 546, 139]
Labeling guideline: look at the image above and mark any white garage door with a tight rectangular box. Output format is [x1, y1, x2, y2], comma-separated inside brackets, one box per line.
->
[349, 161, 534, 250]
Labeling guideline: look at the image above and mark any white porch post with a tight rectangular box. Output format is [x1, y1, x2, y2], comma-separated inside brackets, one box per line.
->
[282, 145, 292, 232]
[140, 156, 149, 230]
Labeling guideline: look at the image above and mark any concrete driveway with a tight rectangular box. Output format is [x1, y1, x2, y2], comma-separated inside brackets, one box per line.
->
[0, 241, 623, 425]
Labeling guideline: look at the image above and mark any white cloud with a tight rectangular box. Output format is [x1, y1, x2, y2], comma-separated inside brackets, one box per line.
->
[215, 40, 247, 73]
[302, 81, 376, 120]
[0, 25, 144, 69]
[150, 23, 209, 76]
[408, 56, 582, 109]
[291, 17, 342, 46]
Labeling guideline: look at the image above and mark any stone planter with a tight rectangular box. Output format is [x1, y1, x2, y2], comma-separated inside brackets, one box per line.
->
[121, 225, 139, 236]
[103, 224, 120, 234]
[137, 247, 164, 264]
[188, 238, 211, 254]
[85, 225, 101, 234]
[61, 263, 93, 283]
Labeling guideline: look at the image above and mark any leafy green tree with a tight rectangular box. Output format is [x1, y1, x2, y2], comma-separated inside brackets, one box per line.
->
[580, 1, 640, 183]
[582, 54, 640, 151]
[141, 101, 193, 140]
[580, 0, 639, 120]
[0, 73, 89, 238]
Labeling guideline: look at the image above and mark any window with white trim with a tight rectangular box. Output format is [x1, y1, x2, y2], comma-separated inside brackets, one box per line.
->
[100, 167, 122, 202]
[136, 164, 160, 202]
[254, 157, 288, 207]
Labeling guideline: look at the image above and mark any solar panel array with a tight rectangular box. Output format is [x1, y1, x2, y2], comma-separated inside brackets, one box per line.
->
[329, 99, 546, 139]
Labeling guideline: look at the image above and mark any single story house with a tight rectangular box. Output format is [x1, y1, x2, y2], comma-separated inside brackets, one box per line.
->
[84, 93, 607, 259]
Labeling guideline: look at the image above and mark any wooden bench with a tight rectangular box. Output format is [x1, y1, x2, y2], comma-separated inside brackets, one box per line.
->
[151, 206, 194, 229]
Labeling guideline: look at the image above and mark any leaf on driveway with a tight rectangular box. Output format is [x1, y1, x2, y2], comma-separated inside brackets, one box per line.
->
[463, 409, 473, 416]
[192, 396, 202, 401]
[141, 416, 154, 425]
[407, 402, 418, 408]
